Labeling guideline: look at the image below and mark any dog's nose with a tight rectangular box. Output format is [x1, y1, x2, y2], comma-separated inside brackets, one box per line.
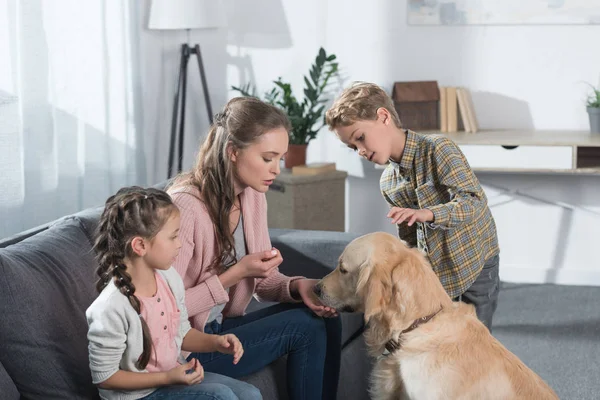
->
[313, 283, 322, 297]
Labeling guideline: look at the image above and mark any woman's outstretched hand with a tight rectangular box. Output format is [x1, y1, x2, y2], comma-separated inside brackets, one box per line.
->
[293, 279, 338, 318]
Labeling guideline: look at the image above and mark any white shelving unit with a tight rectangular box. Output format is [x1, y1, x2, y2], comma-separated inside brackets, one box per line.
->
[377, 130, 600, 175]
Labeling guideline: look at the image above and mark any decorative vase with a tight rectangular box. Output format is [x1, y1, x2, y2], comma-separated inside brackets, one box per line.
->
[285, 144, 308, 168]
[588, 107, 600, 134]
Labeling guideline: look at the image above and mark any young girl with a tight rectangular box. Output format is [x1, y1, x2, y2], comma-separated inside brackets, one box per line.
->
[168, 97, 342, 400]
[86, 187, 263, 400]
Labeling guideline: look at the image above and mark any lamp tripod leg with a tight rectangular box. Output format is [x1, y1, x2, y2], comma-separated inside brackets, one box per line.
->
[194, 44, 213, 124]
[168, 44, 188, 178]
[177, 46, 190, 174]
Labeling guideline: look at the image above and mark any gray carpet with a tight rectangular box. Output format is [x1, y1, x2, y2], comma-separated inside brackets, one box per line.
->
[493, 282, 600, 400]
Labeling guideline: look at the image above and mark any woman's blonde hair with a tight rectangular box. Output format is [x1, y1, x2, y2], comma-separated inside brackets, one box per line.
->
[325, 82, 402, 130]
[170, 97, 291, 271]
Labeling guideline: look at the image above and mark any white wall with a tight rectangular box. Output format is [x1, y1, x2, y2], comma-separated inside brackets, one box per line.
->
[141, 0, 600, 286]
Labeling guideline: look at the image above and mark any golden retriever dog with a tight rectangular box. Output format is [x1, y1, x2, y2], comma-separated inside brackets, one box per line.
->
[314, 232, 558, 400]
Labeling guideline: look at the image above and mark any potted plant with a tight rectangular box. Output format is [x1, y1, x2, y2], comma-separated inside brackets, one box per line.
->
[586, 83, 600, 133]
[232, 47, 339, 167]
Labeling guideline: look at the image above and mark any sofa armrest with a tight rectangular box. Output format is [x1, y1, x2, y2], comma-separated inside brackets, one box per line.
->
[269, 229, 359, 279]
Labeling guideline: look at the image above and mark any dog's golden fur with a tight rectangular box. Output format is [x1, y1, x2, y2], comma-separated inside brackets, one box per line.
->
[315, 232, 558, 400]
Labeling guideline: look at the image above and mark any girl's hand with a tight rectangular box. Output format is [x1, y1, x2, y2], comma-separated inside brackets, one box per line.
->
[387, 207, 434, 226]
[294, 279, 338, 318]
[214, 334, 244, 364]
[234, 249, 283, 279]
[166, 359, 204, 385]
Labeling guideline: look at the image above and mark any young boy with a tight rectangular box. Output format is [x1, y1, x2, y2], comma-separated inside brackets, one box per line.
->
[325, 82, 500, 331]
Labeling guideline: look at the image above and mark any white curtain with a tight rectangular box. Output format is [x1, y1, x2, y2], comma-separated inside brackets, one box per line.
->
[0, 0, 146, 238]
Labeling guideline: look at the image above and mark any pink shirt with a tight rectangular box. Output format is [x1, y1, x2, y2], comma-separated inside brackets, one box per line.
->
[139, 273, 181, 372]
[168, 185, 304, 332]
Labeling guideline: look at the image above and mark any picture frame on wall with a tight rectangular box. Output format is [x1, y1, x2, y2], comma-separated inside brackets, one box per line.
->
[408, 0, 600, 26]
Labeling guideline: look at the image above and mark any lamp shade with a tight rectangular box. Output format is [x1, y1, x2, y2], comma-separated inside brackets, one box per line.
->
[148, 0, 226, 30]
[225, 0, 291, 48]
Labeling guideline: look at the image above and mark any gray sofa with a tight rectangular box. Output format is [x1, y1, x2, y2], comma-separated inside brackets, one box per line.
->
[0, 197, 371, 399]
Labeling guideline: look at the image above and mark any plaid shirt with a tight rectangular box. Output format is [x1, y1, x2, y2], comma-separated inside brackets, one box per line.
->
[380, 130, 499, 298]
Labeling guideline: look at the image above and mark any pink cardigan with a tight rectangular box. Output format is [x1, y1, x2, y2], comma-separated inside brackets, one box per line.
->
[169, 185, 303, 331]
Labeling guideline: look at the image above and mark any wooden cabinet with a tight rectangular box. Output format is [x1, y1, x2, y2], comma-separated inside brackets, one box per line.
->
[265, 169, 347, 231]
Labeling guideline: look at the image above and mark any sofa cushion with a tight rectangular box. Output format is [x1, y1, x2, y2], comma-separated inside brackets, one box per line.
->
[69, 206, 104, 242]
[0, 360, 19, 400]
[0, 217, 100, 399]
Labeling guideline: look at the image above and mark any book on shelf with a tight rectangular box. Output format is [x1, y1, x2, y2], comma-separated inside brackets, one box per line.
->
[291, 162, 336, 176]
[438, 86, 478, 133]
[456, 88, 472, 132]
[462, 88, 479, 132]
[439, 87, 448, 132]
[446, 86, 458, 132]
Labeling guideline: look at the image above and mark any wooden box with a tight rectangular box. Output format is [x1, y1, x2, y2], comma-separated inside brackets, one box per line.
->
[392, 81, 440, 130]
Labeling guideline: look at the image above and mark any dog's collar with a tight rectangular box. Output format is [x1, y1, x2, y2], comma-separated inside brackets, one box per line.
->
[383, 308, 442, 356]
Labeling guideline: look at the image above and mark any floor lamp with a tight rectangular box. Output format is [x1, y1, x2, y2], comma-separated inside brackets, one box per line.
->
[148, 0, 226, 178]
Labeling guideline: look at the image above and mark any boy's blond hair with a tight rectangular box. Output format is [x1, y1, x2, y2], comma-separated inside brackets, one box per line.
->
[326, 82, 403, 130]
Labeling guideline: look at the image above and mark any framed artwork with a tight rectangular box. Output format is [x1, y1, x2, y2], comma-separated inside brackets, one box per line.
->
[408, 0, 600, 25]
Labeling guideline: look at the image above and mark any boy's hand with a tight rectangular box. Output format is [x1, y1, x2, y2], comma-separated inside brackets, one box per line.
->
[388, 207, 434, 226]
[214, 334, 244, 364]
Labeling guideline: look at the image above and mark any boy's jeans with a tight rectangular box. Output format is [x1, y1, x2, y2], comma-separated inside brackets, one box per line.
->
[454, 254, 500, 332]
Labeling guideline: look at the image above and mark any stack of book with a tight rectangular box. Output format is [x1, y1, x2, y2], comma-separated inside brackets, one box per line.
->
[439, 87, 479, 133]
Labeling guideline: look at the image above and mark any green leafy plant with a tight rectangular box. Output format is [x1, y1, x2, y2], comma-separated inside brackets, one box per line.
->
[586, 83, 600, 108]
[231, 47, 339, 145]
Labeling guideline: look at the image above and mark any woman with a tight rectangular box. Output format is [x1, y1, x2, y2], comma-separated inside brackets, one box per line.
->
[168, 97, 342, 400]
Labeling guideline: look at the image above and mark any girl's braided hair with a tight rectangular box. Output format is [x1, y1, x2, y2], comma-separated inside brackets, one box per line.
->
[93, 186, 177, 369]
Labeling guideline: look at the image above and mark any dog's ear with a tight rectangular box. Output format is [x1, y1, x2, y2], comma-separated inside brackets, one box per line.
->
[357, 261, 393, 324]
[360, 248, 446, 326]
[355, 259, 371, 296]
[389, 249, 449, 323]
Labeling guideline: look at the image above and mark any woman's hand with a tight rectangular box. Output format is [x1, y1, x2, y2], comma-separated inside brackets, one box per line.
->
[293, 279, 338, 318]
[234, 248, 283, 279]
[166, 359, 204, 386]
[213, 334, 244, 365]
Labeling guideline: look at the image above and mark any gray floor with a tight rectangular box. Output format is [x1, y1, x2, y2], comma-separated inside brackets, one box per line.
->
[493, 282, 600, 400]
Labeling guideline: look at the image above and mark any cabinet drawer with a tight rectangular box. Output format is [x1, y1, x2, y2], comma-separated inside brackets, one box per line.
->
[458, 145, 574, 170]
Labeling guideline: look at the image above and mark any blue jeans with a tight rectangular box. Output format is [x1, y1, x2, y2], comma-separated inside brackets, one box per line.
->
[188, 303, 342, 400]
[142, 372, 262, 399]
